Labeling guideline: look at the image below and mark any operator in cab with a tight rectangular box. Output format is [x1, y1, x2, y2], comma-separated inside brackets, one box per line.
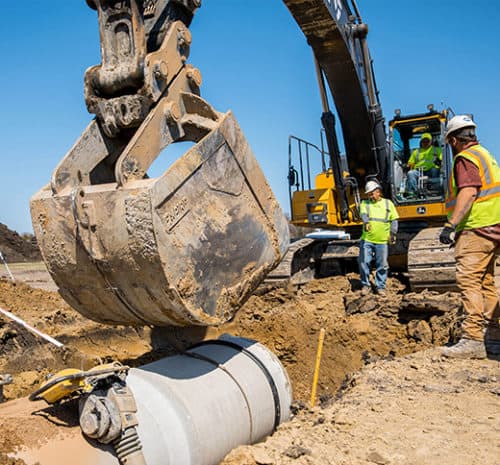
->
[358, 181, 399, 297]
[406, 132, 442, 197]
[439, 115, 500, 359]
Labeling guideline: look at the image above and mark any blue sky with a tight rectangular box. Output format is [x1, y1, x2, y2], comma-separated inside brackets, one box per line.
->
[1, 0, 499, 233]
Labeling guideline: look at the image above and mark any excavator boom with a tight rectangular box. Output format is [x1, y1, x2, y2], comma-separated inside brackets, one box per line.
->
[283, 0, 388, 187]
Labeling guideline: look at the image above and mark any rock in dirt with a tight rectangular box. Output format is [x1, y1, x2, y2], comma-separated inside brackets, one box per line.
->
[406, 319, 433, 343]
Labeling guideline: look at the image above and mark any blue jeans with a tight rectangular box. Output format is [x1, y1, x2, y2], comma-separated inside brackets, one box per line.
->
[407, 167, 440, 194]
[358, 240, 388, 290]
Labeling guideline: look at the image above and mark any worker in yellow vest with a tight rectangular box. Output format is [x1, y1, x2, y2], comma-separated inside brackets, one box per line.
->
[406, 132, 442, 196]
[358, 180, 399, 297]
[439, 115, 500, 359]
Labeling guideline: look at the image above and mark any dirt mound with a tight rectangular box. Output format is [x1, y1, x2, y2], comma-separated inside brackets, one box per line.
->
[1, 270, 490, 465]
[222, 350, 500, 465]
[0, 224, 40, 263]
[0, 272, 462, 403]
[0, 279, 209, 401]
[227, 274, 462, 401]
[0, 275, 461, 400]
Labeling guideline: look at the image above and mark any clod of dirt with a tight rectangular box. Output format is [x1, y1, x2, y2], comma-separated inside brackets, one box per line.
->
[283, 444, 311, 459]
[406, 319, 433, 342]
[400, 290, 462, 315]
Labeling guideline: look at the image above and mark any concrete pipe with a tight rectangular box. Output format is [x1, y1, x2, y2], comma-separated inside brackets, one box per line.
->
[11, 335, 292, 465]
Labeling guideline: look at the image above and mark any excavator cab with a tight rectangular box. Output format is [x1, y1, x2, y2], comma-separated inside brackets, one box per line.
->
[388, 108, 457, 290]
[389, 108, 451, 208]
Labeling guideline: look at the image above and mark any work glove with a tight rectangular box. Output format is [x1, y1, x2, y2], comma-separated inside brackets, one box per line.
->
[364, 223, 371, 232]
[439, 222, 456, 245]
[390, 233, 397, 245]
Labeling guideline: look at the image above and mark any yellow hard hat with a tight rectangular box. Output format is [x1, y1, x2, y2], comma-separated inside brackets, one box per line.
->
[421, 132, 432, 141]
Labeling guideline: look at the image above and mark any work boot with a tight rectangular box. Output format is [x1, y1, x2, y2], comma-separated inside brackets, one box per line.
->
[361, 286, 371, 296]
[441, 338, 487, 360]
[377, 289, 387, 297]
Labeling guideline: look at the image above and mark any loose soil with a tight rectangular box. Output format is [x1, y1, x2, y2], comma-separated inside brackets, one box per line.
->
[0, 264, 498, 465]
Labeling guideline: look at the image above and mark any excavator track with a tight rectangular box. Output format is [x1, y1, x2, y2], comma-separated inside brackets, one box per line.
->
[407, 227, 457, 291]
[264, 238, 316, 286]
[408, 227, 500, 292]
[264, 237, 361, 287]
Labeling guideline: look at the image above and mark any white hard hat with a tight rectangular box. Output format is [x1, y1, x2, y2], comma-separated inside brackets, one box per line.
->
[444, 115, 476, 142]
[365, 180, 381, 194]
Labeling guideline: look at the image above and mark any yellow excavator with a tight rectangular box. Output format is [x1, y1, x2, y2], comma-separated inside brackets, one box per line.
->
[31, 0, 458, 333]
[22, 2, 492, 463]
[283, 1, 458, 291]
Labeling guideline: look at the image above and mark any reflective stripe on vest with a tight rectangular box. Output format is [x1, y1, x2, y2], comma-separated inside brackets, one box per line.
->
[365, 199, 390, 222]
[445, 144, 500, 231]
[446, 145, 500, 211]
[415, 146, 437, 164]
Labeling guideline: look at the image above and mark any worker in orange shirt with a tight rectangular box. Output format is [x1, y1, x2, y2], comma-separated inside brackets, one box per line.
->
[439, 115, 500, 359]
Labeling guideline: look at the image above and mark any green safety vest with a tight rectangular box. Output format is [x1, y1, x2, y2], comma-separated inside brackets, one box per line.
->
[446, 144, 500, 232]
[360, 198, 399, 244]
[410, 146, 442, 171]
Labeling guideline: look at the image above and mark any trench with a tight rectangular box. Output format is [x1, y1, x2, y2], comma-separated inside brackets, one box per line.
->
[1, 272, 461, 403]
[0, 273, 462, 463]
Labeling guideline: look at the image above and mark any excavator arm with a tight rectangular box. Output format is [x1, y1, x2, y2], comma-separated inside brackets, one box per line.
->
[283, 0, 389, 193]
[83, 0, 198, 139]
[31, 0, 289, 327]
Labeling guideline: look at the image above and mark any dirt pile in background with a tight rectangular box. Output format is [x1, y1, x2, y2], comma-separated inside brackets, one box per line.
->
[0, 223, 40, 263]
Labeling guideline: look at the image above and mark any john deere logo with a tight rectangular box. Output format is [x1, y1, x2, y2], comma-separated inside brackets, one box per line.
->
[417, 207, 427, 214]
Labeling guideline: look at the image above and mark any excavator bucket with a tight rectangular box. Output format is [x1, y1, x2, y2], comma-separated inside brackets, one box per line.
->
[31, 111, 289, 327]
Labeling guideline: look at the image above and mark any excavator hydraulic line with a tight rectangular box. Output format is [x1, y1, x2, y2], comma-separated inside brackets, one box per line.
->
[313, 56, 349, 222]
